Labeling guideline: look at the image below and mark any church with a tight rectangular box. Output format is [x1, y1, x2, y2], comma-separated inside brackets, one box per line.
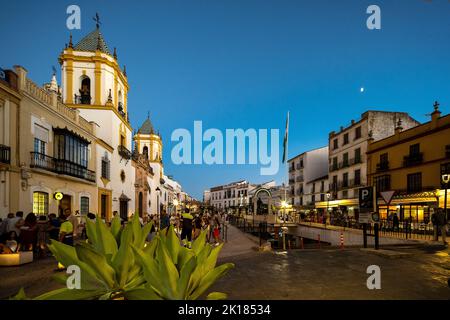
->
[0, 20, 190, 219]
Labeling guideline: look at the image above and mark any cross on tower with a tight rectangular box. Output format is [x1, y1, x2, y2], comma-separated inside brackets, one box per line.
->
[434, 101, 440, 111]
[93, 13, 101, 28]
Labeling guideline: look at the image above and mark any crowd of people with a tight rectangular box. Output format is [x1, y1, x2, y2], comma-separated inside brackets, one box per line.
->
[0, 207, 228, 257]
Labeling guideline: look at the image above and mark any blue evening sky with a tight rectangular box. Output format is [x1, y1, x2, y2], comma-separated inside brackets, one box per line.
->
[1, 0, 449, 199]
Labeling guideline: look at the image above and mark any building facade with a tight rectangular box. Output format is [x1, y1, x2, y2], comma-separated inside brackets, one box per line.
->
[0, 23, 192, 219]
[59, 25, 136, 220]
[323, 111, 419, 218]
[288, 146, 329, 209]
[367, 103, 450, 228]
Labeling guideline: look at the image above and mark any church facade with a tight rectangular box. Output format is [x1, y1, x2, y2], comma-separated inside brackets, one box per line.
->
[0, 23, 191, 219]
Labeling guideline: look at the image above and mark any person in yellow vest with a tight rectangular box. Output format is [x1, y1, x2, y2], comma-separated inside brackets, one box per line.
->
[59, 211, 74, 246]
[181, 209, 194, 243]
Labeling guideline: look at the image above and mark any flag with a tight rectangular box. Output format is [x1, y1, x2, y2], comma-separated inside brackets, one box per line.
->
[282, 111, 289, 163]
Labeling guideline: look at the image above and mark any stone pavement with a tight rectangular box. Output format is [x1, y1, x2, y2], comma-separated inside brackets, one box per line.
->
[1, 225, 449, 300]
[218, 223, 260, 259]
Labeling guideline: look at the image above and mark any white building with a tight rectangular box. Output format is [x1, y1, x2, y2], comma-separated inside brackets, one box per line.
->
[59, 25, 136, 220]
[325, 111, 419, 216]
[288, 146, 329, 208]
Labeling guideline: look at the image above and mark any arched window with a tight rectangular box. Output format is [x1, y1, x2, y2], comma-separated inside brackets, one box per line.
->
[143, 146, 149, 159]
[78, 76, 91, 104]
[118, 90, 123, 110]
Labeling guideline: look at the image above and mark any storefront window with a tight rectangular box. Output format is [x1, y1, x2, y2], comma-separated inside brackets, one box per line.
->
[33, 192, 49, 215]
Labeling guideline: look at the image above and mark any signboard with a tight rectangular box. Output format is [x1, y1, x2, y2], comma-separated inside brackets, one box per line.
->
[54, 192, 64, 200]
[380, 190, 395, 205]
[359, 186, 375, 223]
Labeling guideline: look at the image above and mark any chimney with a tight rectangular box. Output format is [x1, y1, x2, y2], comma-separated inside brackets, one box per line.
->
[395, 118, 403, 135]
[431, 101, 441, 124]
[13, 65, 27, 91]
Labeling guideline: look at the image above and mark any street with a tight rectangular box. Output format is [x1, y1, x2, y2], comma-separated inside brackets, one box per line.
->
[1, 225, 449, 300]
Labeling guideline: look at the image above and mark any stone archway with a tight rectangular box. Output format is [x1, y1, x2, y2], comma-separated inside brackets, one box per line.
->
[252, 188, 272, 216]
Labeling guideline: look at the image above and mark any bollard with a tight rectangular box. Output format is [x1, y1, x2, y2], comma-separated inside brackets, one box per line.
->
[300, 237, 304, 249]
[340, 232, 344, 250]
[317, 234, 321, 249]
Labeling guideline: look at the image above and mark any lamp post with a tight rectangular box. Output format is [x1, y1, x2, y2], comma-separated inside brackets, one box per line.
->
[156, 187, 161, 231]
[281, 200, 289, 251]
[326, 193, 331, 226]
[442, 174, 449, 221]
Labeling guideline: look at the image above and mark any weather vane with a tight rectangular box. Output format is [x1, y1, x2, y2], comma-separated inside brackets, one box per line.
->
[93, 12, 101, 28]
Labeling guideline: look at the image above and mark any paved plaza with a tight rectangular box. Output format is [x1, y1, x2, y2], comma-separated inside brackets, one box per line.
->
[1, 225, 449, 300]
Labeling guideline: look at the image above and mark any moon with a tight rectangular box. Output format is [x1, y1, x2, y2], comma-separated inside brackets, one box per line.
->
[360, 87, 365, 93]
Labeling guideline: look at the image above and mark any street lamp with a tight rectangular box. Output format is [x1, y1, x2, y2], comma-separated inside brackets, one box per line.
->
[326, 193, 331, 225]
[156, 187, 161, 231]
[281, 200, 289, 251]
[442, 174, 449, 221]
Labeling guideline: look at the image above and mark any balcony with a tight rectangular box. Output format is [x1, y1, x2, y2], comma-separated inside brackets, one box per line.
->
[74, 94, 91, 105]
[350, 156, 362, 165]
[118, 145, 132, 160]
[296, 176, 304, 182]
[0, 145, 10, 164]
[296, 189, 303, 196]
[330, 163, 338, 172]
[30, 152, 95, 182]
[289, 166, 295, 172]
[296, 163, 303, 170]
[289, 178, 295, 184]
[376, 161, 389, 172]
[403, 153, 423, 167]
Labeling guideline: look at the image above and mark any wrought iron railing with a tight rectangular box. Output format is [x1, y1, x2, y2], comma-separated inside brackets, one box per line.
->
[118, 145, 132, 160]
[403, 153, 423, 167]
[30, 152, 95, 182]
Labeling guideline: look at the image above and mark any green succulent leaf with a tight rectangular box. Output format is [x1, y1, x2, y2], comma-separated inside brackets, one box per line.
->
[10, 288, 28, 300]
[156, 242, 180, 299]
[34, 288, 106, 300]
[177, 256, 197, 299]
[189, 263, 234, 300]
[110, 216, 122, 243]
[75, 243, 117, 289]
[96, 217, 118, 259]
[192, 230, 207, 255]
[206, 292, 228, 300]
[131, 244, 165, 296]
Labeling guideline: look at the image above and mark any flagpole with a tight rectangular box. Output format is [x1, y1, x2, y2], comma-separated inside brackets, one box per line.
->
[283, 111, 289, 251]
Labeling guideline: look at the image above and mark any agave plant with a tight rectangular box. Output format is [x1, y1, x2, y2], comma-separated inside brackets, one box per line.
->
[131, 226, 234, 300]
[32, 213, 153, 300]
[13, 214, 234, 300]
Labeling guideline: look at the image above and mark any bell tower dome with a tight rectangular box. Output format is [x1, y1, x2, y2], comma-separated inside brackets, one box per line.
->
[58, 22, 129, 119]
[134, 115, 163, 163]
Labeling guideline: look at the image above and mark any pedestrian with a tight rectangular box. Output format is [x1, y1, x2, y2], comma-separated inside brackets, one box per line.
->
[36, 215, 50, 258]
[393, 213, 400, 231]
[7, 211, 24, 238]
[180, 209, 194, 244]
[0, 213, 13, 243]
[432, 208, 447, 245]
[193, 214, 202, 240]
[64, 209, 79, 239]
[19, 213, 38, 252]
[59, 211, 74, 246]
[160, 211, 170, 230]
[48, 213, 61, 241]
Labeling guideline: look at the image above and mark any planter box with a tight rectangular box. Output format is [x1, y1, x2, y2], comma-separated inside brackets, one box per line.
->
[0, 251, 33, 266]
